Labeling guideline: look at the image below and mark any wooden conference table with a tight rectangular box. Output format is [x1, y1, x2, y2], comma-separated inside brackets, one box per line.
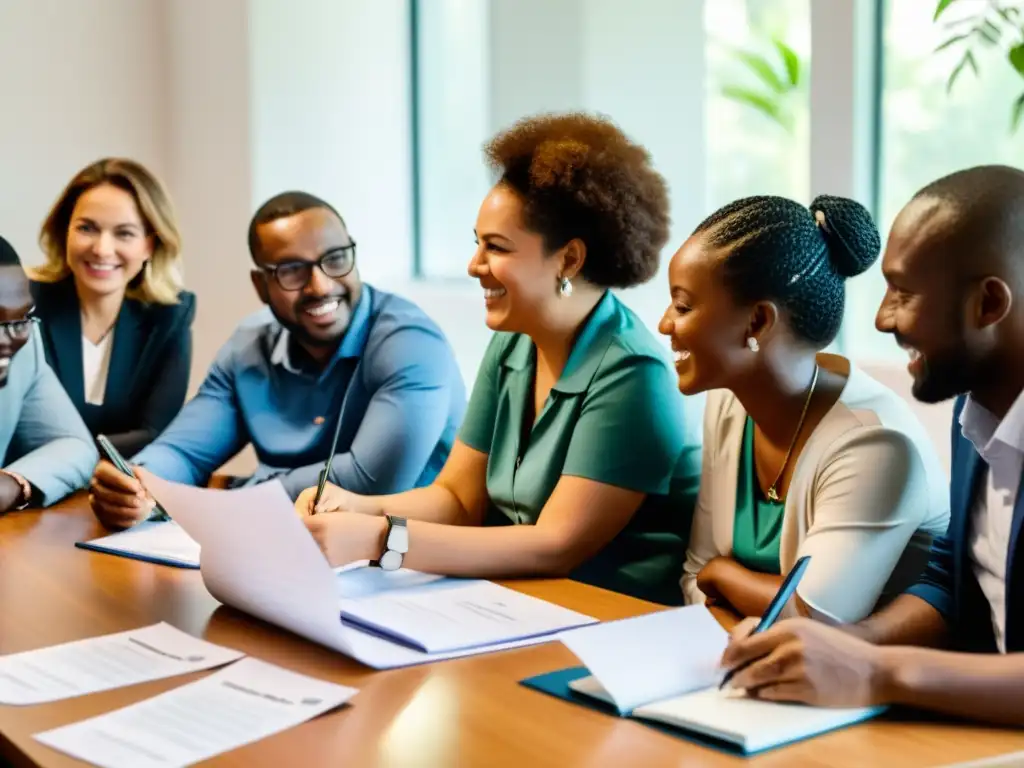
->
[0, 497, 1022, 768]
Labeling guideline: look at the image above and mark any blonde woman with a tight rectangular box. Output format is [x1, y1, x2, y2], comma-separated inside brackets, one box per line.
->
[29, 158, 195, 455]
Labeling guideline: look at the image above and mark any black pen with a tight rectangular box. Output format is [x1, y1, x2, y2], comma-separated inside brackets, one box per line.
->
[312, 412, 345, 512]
[96, 434, 169, 522]
[719, 555, 812, 690]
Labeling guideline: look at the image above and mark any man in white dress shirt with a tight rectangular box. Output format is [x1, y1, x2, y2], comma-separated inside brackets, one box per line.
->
[719, 165, 1024, 726]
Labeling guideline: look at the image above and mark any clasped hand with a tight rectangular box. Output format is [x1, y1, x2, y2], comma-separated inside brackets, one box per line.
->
[293, 482, 387, 567]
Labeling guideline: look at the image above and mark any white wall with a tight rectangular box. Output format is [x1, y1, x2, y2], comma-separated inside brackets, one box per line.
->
[163, 0, 257, 389]
[249, 0, 415, 288]
[0, 0, 168, 262]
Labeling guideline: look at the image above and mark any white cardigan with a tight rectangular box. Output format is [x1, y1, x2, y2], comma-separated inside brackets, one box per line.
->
[681, 359, 950, 623]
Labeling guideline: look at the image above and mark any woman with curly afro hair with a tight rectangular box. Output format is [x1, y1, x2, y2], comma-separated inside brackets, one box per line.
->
[661, 194, 948, 623]
[297, 112, 700, 605]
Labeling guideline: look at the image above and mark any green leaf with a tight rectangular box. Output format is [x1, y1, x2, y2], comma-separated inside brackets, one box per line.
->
[935, 32, 970, 51]
[1012, 91, 1024, 132]
[773, 39, 801, 87]
[1009, 43, 1024, 77]
[934, 0, 958, 22]
[947, 49, 978, 92]
[734, 50, 786, 93]
[721, 85, 788, 128]
[975, 21, 1000, 45]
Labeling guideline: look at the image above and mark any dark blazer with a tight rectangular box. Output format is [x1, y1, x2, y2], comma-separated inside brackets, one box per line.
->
[907, 396, 1024, 652]
[30, 278, 196, 457]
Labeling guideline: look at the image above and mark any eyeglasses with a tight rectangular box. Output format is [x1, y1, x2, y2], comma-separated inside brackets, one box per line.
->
[0, 316, 39, 342]
[260, 243, 357, 291]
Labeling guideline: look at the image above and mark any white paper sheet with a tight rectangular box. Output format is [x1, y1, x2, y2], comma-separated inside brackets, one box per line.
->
[34, 657, 357, 768]
[341, 579, 595, 652]
[0, 623, 243, 705]
[557, 605, 729, 713]
[145, 476, 596, 669]
[79, 521, 201, 568]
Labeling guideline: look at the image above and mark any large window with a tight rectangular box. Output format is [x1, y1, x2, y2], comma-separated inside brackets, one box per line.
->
[846, 0, 1024, 361]
[705, 0, 811, 210]
[413, 0, 709, 282]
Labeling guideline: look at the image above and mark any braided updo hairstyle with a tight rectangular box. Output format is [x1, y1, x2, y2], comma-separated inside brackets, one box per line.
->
[484, 112, 670, 289]
[692, 195, 881, 346]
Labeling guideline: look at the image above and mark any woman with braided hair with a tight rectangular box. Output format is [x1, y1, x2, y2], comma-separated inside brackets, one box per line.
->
[662, 194, 950, 622]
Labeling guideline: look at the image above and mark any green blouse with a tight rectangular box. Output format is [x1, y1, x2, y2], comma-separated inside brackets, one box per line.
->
[458, 291, 700, 605]
[732, 416, 785, 574]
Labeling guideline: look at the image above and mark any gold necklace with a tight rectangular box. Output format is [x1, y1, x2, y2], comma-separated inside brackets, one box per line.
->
[765, 365, 820, 503]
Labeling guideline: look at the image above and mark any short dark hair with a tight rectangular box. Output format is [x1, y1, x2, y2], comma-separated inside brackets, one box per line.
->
[912, 165, 1024, 273]
[247, 191, 346, 261]
[484, 112, 670, 289]
[692, 195, 880, 347]
[0, 235, 21, 267]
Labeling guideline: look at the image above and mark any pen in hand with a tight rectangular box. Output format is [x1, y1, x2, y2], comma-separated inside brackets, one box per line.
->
[312, 412, 345, 513]
[719, 555, 811, 690]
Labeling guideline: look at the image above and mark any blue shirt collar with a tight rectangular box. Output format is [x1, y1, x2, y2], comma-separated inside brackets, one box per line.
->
[270, 285, 373, 376]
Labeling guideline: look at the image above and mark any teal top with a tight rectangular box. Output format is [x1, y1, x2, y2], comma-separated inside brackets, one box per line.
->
[458, 291, 700, 605]
[732, 416, 785, 574]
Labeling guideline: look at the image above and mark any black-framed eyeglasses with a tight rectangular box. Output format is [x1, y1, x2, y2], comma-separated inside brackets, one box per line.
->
[260, 242, 357, 291]
[0, 315, 39, 342]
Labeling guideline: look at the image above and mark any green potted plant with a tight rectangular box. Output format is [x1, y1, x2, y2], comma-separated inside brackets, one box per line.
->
[934, 0, 1024, 129]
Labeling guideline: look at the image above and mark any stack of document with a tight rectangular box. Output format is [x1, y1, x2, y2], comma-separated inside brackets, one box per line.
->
[144, 476, 597, 669]
[522, 606, 885, 756]
[76, 520, 200, 569]
[0, 623, 357, 768]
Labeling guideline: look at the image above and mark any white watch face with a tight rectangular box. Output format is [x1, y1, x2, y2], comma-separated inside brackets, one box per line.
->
[379, 550, 403, 571]
[389, 523, 409, 553]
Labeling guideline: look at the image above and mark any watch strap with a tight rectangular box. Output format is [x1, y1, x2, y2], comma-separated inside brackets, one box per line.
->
[371, 515, 408, 568]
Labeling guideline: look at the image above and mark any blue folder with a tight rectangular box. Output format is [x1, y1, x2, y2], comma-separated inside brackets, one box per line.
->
[75, 521, 200, 569]
[521, 666, 883, 757]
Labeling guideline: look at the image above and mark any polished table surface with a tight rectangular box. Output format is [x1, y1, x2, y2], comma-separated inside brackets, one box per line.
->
[1, 497, 1023, 768]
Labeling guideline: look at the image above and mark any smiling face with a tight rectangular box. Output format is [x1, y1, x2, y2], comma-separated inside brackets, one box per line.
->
[65, 183, 154, 300]
[875, 197, 985, 404]
[250, 207, 361, 358]
[468, 184, 565, 334]
[658, 235, 760, 395]
[0, 265, 34, 388]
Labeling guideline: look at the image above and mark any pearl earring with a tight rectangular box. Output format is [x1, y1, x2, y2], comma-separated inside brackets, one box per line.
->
[559, 276, 573, 298]
[747, 337, 759, 352]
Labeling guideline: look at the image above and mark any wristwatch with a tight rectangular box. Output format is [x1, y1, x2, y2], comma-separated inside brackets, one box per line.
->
[1, 470, 33, 510]
[373, 516, 408, 571]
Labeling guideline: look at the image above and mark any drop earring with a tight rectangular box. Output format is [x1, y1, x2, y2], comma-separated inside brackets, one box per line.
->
[559, 276, 573, 298]
[746, 337, 759, 353]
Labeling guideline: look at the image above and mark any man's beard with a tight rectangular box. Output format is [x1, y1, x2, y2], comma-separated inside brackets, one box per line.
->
[909, 338, 978, 404]
[269, 297, 349, 349]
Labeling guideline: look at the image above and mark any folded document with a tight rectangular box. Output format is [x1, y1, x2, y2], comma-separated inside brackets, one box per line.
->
[145, 476, 596, 669]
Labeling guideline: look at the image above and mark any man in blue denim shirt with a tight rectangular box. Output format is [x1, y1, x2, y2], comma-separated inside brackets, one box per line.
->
[89, 192, 465, 529]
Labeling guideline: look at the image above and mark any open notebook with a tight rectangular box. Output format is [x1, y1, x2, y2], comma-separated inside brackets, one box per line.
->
[522, 606, 884, 756]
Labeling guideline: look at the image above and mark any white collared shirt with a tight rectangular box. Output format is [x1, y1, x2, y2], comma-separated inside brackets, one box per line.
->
[82, 331, 114, 406]
[960, 391, 1024, 653]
